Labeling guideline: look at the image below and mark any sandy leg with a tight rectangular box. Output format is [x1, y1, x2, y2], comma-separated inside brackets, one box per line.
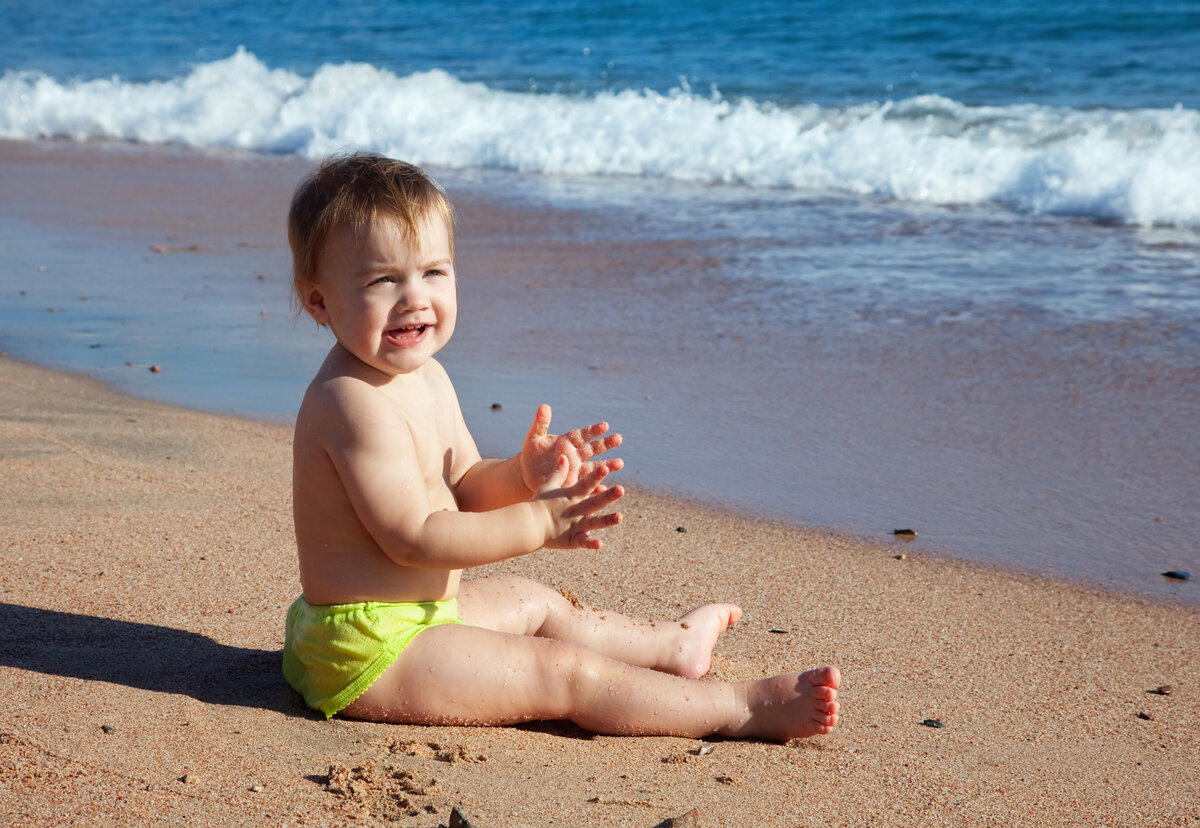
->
[341, 623, 839, 742]
[458, 575, 740, 677]
[668, 603, 744, 678]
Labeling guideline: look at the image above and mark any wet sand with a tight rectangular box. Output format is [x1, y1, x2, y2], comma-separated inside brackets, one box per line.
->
[1, 138, 1197, 602]
[1, 354, 1197, 827]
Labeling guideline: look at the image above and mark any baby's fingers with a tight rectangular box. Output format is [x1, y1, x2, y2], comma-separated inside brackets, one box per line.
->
[543, 454, 571, 489]
[572, 462, 613, 496]
[565, 421, 609, 445]
[526, 403, 553, 440]
[570, 483, 624, 519]
[581, 456, 624, 478]
[577, 429, 622, 460]
[570, 510, 624, 548]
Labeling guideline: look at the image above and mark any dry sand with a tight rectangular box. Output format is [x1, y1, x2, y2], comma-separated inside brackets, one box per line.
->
[1, 355, 1196, 827]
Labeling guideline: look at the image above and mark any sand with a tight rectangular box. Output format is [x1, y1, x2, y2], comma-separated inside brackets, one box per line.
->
[1, 354, 1197, 827]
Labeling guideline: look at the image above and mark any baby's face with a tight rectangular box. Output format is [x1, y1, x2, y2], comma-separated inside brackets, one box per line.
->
[304, 213, 457, 377]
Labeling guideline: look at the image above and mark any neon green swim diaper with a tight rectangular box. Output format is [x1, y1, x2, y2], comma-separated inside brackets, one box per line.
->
[282, 595, 465, 718]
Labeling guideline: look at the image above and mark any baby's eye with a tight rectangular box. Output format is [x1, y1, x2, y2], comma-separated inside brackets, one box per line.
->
[425, 269, 447, 279]
[370, 275, 396, 285]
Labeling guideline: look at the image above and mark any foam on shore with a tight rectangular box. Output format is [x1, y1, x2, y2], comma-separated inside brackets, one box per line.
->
[3, 49, 1199, 227]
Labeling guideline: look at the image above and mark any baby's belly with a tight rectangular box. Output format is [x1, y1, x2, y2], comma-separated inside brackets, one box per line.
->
[299, 546, 462, 606]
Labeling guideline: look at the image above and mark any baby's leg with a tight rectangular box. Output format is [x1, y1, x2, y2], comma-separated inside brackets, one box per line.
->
[339, 623, 840, 741]
[459, 575, 741, 679]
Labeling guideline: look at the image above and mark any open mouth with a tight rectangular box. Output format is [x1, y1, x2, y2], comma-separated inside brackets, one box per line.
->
[386, 323, 429, 343]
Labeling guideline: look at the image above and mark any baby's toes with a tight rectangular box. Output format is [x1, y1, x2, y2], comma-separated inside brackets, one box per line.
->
[815, 698, 839, 715]
[812, 684, 837, 702]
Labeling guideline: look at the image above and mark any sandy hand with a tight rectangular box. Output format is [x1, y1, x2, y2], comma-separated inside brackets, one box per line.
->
[521, 404, 623, 490]
[536, 458, 624, 549]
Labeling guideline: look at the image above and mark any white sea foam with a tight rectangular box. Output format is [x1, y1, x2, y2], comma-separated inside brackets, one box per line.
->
[3, 48, 1198, 227]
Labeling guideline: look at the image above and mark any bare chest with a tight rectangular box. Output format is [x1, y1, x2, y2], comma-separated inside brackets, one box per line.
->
[401, 404, 461, 510]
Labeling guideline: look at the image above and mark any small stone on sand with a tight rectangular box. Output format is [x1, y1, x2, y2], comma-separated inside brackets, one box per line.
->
[449, 806, 475, 828]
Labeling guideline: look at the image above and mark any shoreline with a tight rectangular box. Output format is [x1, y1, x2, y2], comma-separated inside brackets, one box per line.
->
[2, 138, 1198, 603]
[5, 347, 1194, 613]
[1, 355, 1197, 826]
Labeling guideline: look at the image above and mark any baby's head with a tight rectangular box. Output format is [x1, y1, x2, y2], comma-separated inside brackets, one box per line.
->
[287, 153, 455, 305]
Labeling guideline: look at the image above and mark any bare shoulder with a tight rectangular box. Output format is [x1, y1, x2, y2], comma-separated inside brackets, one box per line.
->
[299, 369, 376, 424]
[296, 369, 406, 459]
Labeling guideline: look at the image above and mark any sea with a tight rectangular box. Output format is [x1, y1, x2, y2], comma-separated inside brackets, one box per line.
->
[1, 0, 1198, 603]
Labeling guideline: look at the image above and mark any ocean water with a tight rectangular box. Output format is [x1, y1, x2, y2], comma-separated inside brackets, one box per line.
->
[3, 0, 1200, 227]
[1, 1, 1198, 602]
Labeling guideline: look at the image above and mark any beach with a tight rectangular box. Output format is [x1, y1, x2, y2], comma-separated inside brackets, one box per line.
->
[0, 136, 1198, 824]
[1, 353, 1198, 826]
[3, 3, 1199, 821]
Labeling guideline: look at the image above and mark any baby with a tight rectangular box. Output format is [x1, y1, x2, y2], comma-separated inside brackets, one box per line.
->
[282, 153, 840, 740]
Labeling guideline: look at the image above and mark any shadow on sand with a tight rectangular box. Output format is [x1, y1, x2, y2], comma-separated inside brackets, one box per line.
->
[0, 602, 310, 716]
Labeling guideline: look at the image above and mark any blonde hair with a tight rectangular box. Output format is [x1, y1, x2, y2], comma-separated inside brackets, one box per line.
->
[287, 153, 455, 300]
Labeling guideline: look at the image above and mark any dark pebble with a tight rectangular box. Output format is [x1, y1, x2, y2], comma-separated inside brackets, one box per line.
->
[490, 403, 502, 411]
[676, 526, 687, 533]
[768, 629, 787, 634]
[1137, 711, 1154, 721]
[100, 725, 115, 734]
[449, 806, 475, 828]
[893, 528, 917, 538]
[922, 719, 944, 728]
[1162, 570, 1191, 581]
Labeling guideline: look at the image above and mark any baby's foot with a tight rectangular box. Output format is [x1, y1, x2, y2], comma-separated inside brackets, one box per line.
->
[728, 666, 840, 742]
[661, 603, 743, 679]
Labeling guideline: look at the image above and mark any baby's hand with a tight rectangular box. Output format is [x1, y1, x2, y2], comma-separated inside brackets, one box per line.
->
[521, 404, 623, 491]
[535, 456, 624, 550]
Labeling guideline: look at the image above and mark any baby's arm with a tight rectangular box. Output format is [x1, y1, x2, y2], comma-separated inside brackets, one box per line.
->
[421, 462, 623, 562]
[325, 390, 622, 569]
[454, 404, 623, 511]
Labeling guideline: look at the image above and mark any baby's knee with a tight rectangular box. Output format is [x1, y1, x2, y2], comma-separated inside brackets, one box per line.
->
[533, 640, 604, 707]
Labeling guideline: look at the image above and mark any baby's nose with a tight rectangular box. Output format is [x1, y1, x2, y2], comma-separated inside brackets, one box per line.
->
[395, 278, 430, 309]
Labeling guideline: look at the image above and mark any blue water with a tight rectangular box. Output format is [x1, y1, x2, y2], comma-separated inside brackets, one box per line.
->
[4, 0, 1199, 108]
[1, 1, 1198, 602]
[3, 1, 1200, 226]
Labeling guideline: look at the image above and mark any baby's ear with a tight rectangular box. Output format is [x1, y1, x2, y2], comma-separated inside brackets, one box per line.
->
[302, 286, 330, 325]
